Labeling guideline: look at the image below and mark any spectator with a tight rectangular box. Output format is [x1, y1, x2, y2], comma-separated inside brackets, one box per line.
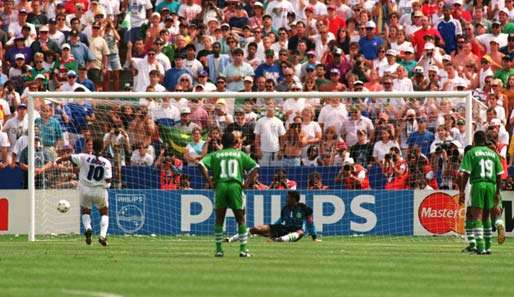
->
[164, 54, 192, 91]
[254, 99, 286, 166]
[19, 137, 54, 188]
[307, 171, 328, 190]
[203, 126, 223, 154]
[35, 103, 63, 153]
[184, 127, 206, 165]
[359, 21, 383, 61]
[269, 168, 297, 190]
[2, 104, 28, 149]
[335, 159, 370, 189]
[156, 150, 183, 190]
[223, 48, 254, 91]
[384, 147, 409, 190]
[130, 143, 155, 166]
[281, 118, 305, 167]
[225, 108, 256, 155]
[341, 106, 374, 147]
[129, 46, 165, 92]
[350, 129, 374, 168]
[407, 117, 434, 157]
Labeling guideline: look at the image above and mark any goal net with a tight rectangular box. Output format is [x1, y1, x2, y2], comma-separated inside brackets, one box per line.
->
[26, 91, 482, 241]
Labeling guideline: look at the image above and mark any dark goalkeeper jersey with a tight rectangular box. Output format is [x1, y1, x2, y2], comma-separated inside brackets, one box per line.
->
[274, 203, 316, 237]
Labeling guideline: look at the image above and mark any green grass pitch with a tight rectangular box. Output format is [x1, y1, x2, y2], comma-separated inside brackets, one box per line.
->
[2, 236, 514, 297]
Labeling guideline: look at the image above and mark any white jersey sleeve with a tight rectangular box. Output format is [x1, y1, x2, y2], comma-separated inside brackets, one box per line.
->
[72, 153, 113, 188]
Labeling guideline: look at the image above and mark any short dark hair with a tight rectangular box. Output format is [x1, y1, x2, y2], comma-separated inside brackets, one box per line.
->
[222, 131, 237, 148]
[473, 130, 487, 146]
[287, 191, 300, 202]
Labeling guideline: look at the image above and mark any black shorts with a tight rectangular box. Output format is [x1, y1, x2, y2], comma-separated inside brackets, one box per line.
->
[88, 68, 103, 84]
[269, 224, 301, 238]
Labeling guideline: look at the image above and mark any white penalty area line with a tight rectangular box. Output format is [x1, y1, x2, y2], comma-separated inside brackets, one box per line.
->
[62, 289, 124, 297]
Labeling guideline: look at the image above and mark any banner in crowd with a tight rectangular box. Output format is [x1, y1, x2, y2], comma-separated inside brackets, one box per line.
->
[413, 191, 514, 237]
[98, 190, 414, 236]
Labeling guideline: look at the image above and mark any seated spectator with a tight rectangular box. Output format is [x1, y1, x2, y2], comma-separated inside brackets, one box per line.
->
[184, 127, 206, 165]
[407, 117, 434, 157]
[307, 171, 328, 190]
[335, 160, 370, 190]
[373, 128, 400, 164]
[269, 168, 297, 190]
[179, 175, 193, 190]
[245, 171, 269, 190]
[302, 145, 323, 167]
[176, 107, 201, 134]
[130, 143, 155, 166]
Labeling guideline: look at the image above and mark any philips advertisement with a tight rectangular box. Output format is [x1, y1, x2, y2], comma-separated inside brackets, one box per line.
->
[97, 190, 414, 236]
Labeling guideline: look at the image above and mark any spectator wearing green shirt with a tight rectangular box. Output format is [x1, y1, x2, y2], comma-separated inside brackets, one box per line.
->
[494, 55, 514, 86]
[156, 0, 180, 13]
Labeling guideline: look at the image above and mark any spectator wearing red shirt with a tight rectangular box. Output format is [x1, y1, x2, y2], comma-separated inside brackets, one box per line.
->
[452, 0, 472, 22]
[157, 151, 183, 190]
[336, 160, 370, 190]
[327, 5, 345, 36]
[412, 16, 443, 59]
[269, 169, 298, 190]
[63, 0, 89, 14]
[421, 0, 439, 17]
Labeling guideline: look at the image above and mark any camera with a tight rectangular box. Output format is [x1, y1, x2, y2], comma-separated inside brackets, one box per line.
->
[344, 164, 352, 171]
[384, 154, 392, 161]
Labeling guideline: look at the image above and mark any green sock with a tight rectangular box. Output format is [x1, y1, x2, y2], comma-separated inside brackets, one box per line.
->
[465, 219, 475, 248]
[473, 220, 485, 252]
[483, 220, 492, 251]
[214, 224, 224, 253]
[238, 224, 248, 253]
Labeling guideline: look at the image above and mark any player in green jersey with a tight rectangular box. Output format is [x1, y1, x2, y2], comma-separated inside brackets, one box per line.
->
[459, 131, 504, 255]
[199, 131, 259, 258]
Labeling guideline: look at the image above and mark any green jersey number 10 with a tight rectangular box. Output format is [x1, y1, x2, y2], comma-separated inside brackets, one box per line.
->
[479, 159, 493, 179]
[220, 159, 239, 178]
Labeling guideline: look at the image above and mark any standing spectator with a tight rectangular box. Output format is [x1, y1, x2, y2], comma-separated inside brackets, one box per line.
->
[176, 107, 200, 134]
[254, 99, 286, 166]
[35, 104, 63, 153]
[223, 48, 254, 91]
[177, 0, 202, 23]
[103, 19, 121, 91]
[341, 107, 374, 147]
[318, 98, 347, 134]
[436, 4, 462, 55]
[412, 16, 443, 59]
[281, 118, 305, 167]
[358, 21, 383, 61]
[30, 25, 59, 59]
[163, 54, 192, 91]
[127, 0, 153, 43]
[254, 49, 281, 82]
[407, 117, 434, 157]
[2, 104, 28, 149]
[373, 128, 400, 164]
[265, 0, 294, 31]
[129, 47, 165, 92]
[130, 143, 155, 166]
[88, 22, 109, 91]
[184, 127, 206, 165]
[350, 129, 374, 168]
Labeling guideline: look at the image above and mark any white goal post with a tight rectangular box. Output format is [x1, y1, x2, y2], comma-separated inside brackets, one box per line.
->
[26, 91, 473, 241]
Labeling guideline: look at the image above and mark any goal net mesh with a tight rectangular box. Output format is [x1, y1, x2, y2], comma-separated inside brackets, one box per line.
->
[29, 93, 480, 240]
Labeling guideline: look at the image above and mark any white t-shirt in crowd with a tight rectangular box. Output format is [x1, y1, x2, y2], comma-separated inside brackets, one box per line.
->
[254, 116, 286, 152]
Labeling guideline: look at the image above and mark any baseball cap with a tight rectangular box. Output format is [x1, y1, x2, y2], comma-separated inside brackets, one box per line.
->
[413, 66, 424, 74]
[328, 4, 336, 10]
[34, 74, 46, 80]
[493, 19, 501, 25]
[17, 103, 27, 109]
[330, 68, 340, 75]
[386, 49, 397, 56]
[62, 43, 71, 50]
[67, 70, 77, 77]
[457, 119, 465, 125]
[413, 10, 424, 17]
[490, 118, 501, 126]
[265, 49, 275, 57]
[19, 8, 28, 14]
[442, 54, 451, 61]
[14, 33, 25, 40]
[307, 50, 316, 57]
[453, 0, 463, 5]
[39, 25, 49, 32]
[336, 141, 348, 151]
[254, 2, 264, 7]
[198, 70, 208, 77]
[333, 47, 343, 55]
[418, 116, 428, 123]
[243, 76, 253, 82]
[180, 107, 191, 114]
[291, 83, 303, 90]
[234, 107, 245, 114]
[406, 109, 416, 116]
[500, 7, 510, 15]
[221, 23, 230, 29]
[15, 53, 25, 60]
[404, 46, 414, 53]
[353, 80, 364, 86]
[424, 43, 435, 50]
[306, 64, 315, 72]
[429, 65, 439, 72]
[365, 21, 376, 28]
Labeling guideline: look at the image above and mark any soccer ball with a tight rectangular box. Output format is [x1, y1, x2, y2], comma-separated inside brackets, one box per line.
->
[57, 200, 71, 213]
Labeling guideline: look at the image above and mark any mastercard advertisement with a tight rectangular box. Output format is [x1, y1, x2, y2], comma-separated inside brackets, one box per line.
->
[415, 192, 466, 235]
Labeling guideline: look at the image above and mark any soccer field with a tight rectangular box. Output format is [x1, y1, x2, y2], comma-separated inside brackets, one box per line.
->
[1, 236, 513, 297]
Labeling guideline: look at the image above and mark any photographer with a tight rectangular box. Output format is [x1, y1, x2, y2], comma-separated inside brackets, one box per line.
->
[281, 117, 305, 167]
[430, 140, 462, 190]
[384, 147, 409, 190]
[269, 168, 297, 190]
[335, 160, 370, 190]
[245, 171, 269, 190]
[203, 126, 223, 154]
[308, 171, 328, 190]
[429, 125, 453, 155]
[156, 149, 184, 190]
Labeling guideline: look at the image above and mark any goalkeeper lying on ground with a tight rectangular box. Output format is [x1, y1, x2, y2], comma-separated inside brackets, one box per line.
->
[227, 191, 320, 242]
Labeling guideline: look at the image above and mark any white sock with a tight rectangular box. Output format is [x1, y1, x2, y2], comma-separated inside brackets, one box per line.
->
[100, 215, 109, 238]
[279, 232, 300, 242]
[228, 233, 239, 243]
[495, 219, 504, 228]
[82, 214, 92, 230]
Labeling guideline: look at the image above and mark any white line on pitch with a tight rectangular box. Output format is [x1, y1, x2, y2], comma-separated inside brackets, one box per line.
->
[61, 289, 124, 297]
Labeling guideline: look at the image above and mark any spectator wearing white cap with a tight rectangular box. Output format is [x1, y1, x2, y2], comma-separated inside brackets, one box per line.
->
[417, 42, 444, 76]
[393, 66, 414, 92]
[128, 47, 165, 92]
[477, 19, 508, 53]
[359, 20, 384, 60]
[378, 49, 400, 78]
[58, 70, 89, 92]
[404, 9, 423, 37]
[265, 0, 295, 31]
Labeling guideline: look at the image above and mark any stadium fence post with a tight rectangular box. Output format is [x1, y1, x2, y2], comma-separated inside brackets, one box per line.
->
[465, 91, 473, 146]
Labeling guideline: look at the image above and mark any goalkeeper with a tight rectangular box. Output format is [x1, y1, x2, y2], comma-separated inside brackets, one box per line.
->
[227, 191, 319, 243]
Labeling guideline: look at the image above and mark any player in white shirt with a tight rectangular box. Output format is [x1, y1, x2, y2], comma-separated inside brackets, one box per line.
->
[55, 138, 112, 246]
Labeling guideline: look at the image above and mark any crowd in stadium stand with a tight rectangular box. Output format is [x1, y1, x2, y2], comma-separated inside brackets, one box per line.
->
[0, 0, 514, 190]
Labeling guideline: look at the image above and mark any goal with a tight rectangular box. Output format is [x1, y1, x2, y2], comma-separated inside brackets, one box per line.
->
[25, 91, 475, 241]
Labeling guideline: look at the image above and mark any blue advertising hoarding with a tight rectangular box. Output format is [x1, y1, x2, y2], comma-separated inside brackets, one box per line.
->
[89, 190, 414, 236]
